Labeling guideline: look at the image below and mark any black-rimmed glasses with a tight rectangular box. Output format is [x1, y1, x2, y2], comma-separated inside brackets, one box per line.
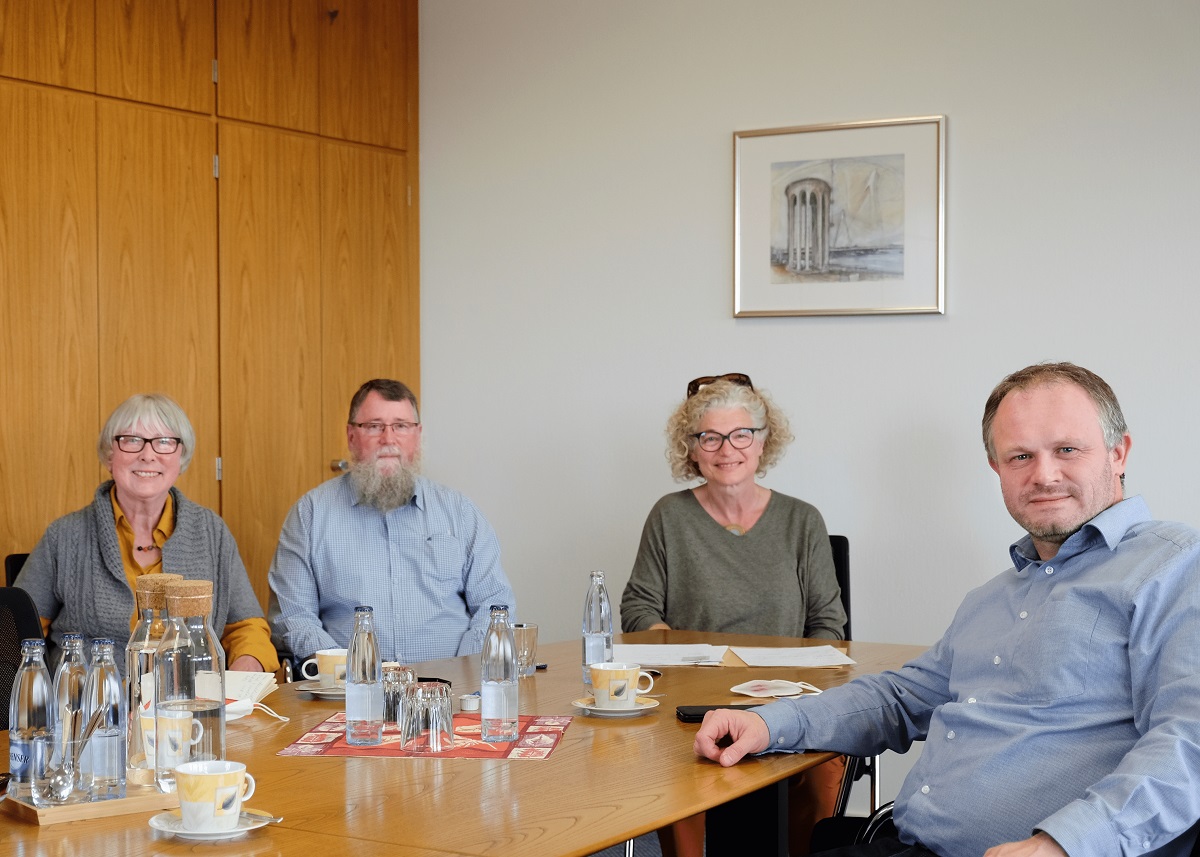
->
[114, 435, 182, 454]
[350, 421, 420, 437]
[690, 427, 765, 452]
[686, 373, 754, 398]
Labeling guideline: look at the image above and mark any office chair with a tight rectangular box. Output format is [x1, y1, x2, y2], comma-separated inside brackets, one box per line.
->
[5, 552, 29, 587]
[828, 534, 882, 816]
[0, 586, 46, 729]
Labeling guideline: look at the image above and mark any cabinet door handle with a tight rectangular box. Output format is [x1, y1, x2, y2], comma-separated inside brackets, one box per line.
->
[330, 459, 348, 473]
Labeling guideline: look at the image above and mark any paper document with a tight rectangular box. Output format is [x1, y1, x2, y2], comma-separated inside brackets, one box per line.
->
[729, 645, 856, 668]
[613, 644, 728, 666]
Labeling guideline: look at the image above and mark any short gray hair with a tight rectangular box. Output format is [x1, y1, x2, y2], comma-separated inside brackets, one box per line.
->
[98, 393, 196, 472]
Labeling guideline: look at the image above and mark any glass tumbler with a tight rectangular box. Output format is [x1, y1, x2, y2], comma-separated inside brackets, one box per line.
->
[382, 663, 416, 730]
[512, 623, 538, 678]
[401, 682, 454, 754]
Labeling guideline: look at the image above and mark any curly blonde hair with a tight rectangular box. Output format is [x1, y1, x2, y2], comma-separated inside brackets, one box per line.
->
[665, 379, 793, 481]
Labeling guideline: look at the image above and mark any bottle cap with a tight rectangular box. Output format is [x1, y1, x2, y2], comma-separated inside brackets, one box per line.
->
[165, 579, 214, 618]
[135, 573, 184, 610]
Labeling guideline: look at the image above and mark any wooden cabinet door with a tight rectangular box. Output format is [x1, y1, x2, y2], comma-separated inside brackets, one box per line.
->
[320, 141, 419, 470]
[319, 0, 416, 150]
[217, 123, 323, 602]
[0, 0, 95, 90]
[215, 0, 320, 132]
[0, 81, 98, 558]
[96, 101, 220, 511]
[95, 0, 214, 113]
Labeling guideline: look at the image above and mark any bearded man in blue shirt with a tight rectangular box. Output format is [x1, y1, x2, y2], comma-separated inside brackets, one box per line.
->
[268, 378, 517, 665]
[695, 362, 1200, 857]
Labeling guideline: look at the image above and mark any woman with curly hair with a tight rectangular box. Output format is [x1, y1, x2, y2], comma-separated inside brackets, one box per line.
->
[620, 373, 846, 857]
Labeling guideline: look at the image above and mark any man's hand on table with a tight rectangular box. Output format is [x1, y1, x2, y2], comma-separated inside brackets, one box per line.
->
[693, 708, 770, 766]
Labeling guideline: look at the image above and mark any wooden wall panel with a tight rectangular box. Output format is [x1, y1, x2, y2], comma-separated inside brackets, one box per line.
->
[320, 142, 418, 466]
[218, 123, 322, 602]
[0, 82, 99, 557]
[319, 0, 412, 150]
[0, 0, 95, 90]
[96, 101, 220, 511]
[95, 0, 215, 113]
[215, 0, 320, 132]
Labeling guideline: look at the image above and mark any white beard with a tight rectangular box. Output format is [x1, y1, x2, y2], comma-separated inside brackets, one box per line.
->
[348, 449, 421, 512]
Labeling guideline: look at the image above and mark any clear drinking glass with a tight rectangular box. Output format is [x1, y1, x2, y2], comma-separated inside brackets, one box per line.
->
[401, 682, 454, 753]
[512, 623, 538, 678]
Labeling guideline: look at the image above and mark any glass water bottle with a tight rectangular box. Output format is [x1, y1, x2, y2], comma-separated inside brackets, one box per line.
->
[346, 606, 384, 746]
[125, 573, 181, 785]
[481, 605, 519, 742]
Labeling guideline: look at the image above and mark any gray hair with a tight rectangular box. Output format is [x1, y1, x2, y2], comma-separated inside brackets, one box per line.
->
[98, 393, 196, 472]
[349, 379, 420, 424]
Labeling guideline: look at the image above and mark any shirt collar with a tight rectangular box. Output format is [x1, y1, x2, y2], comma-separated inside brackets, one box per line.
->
[1009, 495, 1151, 571]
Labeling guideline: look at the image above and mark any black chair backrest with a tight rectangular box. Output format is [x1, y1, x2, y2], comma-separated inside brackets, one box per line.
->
[0, 586, 46, 729]
[5, 553, 29, 587]
[829, 534, 851, 641]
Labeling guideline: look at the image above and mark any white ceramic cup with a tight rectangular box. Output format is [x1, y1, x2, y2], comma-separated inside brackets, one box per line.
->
[300, 648, 348, 687]
[176, 760, 256, 832]
[589, 662, 655, 709]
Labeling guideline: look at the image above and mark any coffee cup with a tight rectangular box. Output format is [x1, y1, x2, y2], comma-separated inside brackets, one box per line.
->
[176, 760, 256, 833]
[300, 648, 348, 687]
[589, 662, 655, 709]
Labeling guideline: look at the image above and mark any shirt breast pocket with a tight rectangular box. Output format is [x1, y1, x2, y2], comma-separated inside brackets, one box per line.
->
[1011, 600, 1100, 703]
[423, 533, 467, 583]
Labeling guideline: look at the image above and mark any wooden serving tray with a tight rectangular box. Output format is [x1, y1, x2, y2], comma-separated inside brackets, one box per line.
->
[2, 784, 177, 826]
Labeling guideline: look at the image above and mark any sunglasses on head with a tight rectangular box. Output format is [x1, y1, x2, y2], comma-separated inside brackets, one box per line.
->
[686, 373, 754, 399]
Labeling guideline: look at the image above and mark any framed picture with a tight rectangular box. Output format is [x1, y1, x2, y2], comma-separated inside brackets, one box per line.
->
[733, 115, 945, 317]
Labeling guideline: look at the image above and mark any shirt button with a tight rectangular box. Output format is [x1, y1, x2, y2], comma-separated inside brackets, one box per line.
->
[1019, 611, 1028, 619]
[993, 656, 1001, 665]
[1045, 567, 1054, 575]
[921, 785, 930, 794]
[777, 737, 786, 745]
[967, 697, 977, 703]
[946, 731, 956, 740]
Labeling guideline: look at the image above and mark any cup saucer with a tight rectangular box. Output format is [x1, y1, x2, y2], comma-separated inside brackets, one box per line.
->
[571, 696, 660, 718]
[294, 679, 346, 699]
[149, 809, 270, 840]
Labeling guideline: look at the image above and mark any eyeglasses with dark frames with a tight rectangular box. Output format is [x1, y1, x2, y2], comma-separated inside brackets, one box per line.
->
[686, 373, 754, 399]
[350, 421, 421, 437]
[689, 427, 766, 452]
[114, 435, 182, 455]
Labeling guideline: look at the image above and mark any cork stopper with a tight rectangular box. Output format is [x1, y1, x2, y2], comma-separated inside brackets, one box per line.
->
[135, 573, 183, 611]
[165, 578, 214, 618]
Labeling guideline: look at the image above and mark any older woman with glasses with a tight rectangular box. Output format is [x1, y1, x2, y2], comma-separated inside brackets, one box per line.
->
[620, 374, 845, 857]
[15, 393, 277, 674]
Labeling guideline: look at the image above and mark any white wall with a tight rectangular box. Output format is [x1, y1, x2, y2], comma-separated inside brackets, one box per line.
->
[418, 0, 1200, 800]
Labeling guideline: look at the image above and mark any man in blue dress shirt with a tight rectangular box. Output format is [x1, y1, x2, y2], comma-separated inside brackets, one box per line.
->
[695, 362, 1200, 857]
[268, 378, 517, 664]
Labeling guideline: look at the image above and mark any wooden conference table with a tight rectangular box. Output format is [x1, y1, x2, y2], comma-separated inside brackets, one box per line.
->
[0, 631, 924, 857]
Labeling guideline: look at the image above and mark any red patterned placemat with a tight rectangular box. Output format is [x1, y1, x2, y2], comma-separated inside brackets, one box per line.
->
[278, 712, 572, 760]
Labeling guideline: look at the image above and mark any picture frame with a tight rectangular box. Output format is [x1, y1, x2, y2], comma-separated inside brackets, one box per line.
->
[733, 115, 945, 317]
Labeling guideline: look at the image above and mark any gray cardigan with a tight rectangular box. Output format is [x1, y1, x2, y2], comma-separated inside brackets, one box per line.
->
[15, 482, 266, 669]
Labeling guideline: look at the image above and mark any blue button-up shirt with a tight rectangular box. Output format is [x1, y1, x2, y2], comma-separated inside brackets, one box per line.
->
[758, 497, 1200, 857]
[268, 475, 516, 664]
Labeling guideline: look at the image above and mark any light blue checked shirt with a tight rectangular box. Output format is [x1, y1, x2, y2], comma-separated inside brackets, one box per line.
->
[757, 497, 1200, 857]
[267, 474, 516, 664]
